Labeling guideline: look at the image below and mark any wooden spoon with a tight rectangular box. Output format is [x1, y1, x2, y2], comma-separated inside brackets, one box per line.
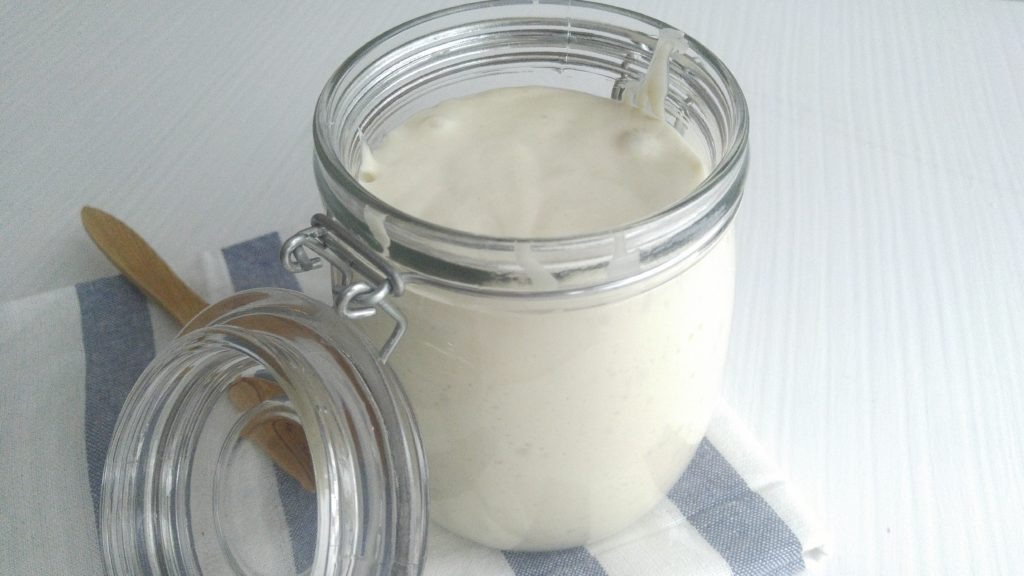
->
[81, 206, 315, 492]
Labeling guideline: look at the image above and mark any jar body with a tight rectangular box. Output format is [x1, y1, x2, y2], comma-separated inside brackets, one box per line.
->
[365, 229, 734, 549]
[312, 0, 748, 552]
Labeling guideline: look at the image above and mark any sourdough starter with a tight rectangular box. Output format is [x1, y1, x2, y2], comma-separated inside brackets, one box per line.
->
[358, 86, 734, 550]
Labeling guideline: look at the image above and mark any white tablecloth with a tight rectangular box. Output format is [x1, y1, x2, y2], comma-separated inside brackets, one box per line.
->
[2, 1, 1023, 573]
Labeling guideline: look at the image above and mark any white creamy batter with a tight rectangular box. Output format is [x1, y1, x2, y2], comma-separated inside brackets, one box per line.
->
[358, 86, 704, 238]
[358, 75, 733, 549]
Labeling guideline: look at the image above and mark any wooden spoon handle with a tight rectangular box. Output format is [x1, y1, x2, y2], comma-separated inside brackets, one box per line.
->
[81, 206, 208, 325]
[80, 206, 314, 492]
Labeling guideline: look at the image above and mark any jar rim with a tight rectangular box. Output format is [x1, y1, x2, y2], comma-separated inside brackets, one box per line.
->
[312, 0, 749, 296]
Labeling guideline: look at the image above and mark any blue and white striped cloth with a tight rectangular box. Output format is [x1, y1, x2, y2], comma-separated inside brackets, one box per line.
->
[0, 233, 826, 575]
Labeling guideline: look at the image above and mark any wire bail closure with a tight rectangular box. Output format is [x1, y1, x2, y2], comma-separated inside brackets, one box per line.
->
[281, 213, 407, 362]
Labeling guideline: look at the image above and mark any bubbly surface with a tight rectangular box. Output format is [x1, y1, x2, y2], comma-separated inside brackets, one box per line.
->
[359, 86, 705, 238]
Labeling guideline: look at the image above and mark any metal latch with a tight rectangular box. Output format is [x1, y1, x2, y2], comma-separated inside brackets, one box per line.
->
[281, 213, 406, 362]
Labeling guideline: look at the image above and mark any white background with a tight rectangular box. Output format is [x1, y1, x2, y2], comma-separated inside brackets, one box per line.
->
[2, 1, 1023, 573]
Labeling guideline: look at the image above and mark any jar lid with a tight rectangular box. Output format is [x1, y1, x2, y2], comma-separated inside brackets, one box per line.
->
[101, 289, 427, 576]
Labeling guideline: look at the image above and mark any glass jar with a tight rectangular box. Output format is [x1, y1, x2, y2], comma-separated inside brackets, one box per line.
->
[296, 0, 747, 553]
[101, 1, 747, 574]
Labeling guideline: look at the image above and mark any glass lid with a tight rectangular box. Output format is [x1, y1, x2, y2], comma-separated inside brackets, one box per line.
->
[100, 289, 427, 576]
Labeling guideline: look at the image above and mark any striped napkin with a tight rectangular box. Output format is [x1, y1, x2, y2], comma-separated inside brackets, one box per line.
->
[0, 232, 826, 576]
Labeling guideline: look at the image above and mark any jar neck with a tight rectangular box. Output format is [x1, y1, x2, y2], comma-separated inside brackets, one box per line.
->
[314, 0, 748, 298]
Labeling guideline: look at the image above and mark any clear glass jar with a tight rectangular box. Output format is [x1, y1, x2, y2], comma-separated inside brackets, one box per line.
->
[300, 0, 747, 553]
[101, 1, 747, 574]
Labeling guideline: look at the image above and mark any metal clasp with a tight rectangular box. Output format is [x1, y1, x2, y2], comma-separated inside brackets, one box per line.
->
[280, 214, 406, 363]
